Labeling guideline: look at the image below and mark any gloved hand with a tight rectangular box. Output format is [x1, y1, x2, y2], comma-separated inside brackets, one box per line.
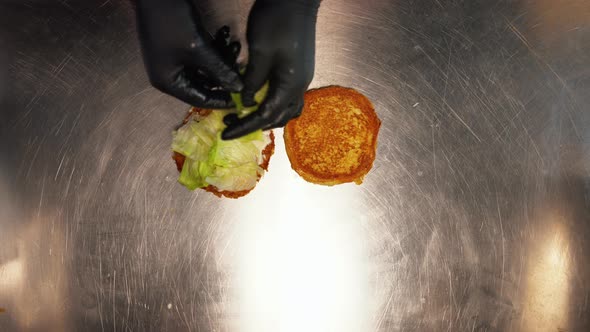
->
[136, 0, 243, 109]
[222, 0, 321, 140]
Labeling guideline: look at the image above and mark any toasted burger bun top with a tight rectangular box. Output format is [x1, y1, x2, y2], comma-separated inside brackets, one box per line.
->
[284, 86, 380, 186]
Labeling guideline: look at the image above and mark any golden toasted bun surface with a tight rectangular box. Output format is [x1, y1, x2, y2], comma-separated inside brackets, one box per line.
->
[284, 86, 380, 185]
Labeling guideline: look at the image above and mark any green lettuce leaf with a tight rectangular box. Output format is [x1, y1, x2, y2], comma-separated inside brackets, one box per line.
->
[205, 162, 262, 192]
[178, 159, 212, 190]
[172, 83, 271, 193]
[231, 81, 269, 117]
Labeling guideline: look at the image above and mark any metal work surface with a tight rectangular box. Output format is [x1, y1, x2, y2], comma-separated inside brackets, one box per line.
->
[1, 0, 590, 331]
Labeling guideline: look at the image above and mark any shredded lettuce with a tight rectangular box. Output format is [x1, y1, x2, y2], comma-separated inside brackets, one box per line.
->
[178, 159, 212, 190]
[171, 111, 224, 161]
[206, 162, 262, 191]
[172, 83, 270, 192]
[231, 82, 269, 117]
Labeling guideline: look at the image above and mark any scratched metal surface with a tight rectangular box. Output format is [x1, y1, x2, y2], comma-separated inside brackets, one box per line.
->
[1, 0, 590, 331]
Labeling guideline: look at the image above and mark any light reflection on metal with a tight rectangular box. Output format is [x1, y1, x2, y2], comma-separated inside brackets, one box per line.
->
[522, 213, 570, 332]
[0, 259, 23, 292]
[229, 132, 371, 332]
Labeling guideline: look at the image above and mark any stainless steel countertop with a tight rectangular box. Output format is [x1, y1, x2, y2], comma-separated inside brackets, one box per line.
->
[1, 0, 589, 331]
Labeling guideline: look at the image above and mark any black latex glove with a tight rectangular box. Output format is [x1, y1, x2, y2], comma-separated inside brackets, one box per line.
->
[222, 0, 321, 140]
[136, 0, 243, 109]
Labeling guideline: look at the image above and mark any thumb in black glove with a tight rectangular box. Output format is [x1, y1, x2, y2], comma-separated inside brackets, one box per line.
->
[136, 0, 243, 109]
[222, 0, 320, 140]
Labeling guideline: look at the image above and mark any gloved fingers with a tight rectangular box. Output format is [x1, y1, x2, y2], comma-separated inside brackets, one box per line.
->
[183, 67, 217, 90]
[292, 99, 304, 118]
[221, 110, 267, 140]
[163, 70, 234, 109]
[228, 41, 241, 63]
[221, 97, 300, 130]
[241, 49, 273, 107]
[214, 25, 231, 43]
[223, 113, 240, 126]
[256, 60, 310, 129]
[221, 86, 300, 139]
[214, 26, 241, 66]
[217, 41, 241, 68]
[262, 98, 303, 130]
[257, 78, 306, 130]
[190, 45, 243, 92]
